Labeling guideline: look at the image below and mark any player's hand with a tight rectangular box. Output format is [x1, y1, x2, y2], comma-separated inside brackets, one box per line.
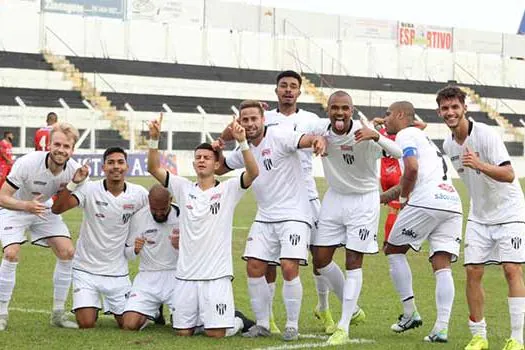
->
[260, 101, 270, 111]
[211, 137, 225, 151]
[134, 237, 146, 254]
[24, 194, 48, 218]
[355, 122, 379, 143]
[169, 228, 180, 250]
[372, 117, 385, 127]
[229, 116, 247, 143]
[312, 136, 327, 156]
[72, 161, 90, 184]
[462, 146, 482, 170]
[148, 113, 163, 140]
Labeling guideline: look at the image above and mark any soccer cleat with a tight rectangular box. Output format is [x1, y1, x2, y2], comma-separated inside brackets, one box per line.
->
[242, 325, 271, 338]
[51, 310, 79, 329]
[391, 311, 423, 333]
[153, 305, 165, 325]
[282, 327, 299, 341]
[269, 316, 281, 334]
[464, 335, 489, 350]
[503, 338, 524, 350]
[314, 307, 337, 334]
[424, 328, 448, 343]
[350, 307, 366, 326]
[235, 310, 255, 333]
[0, 315, 7, 331]
[327, 327, 349, 346]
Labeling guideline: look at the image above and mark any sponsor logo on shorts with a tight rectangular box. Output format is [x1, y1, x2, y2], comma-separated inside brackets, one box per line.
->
[216, 303, 227, 316]
[401, 228, 417, 239]
[73, 288, 80, 293]
[359, 228, 370, 241]
[289, 233, 300, 246]
[511, 236, 522, 250]
[95, 200, 108, 206]
[33, 180, 47, 186]
[3, 226, 13, 230]
[122, 213, 133, 224]
[210, 202, 221, 215]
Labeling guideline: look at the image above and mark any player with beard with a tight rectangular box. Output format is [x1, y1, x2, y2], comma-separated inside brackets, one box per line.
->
[0, 123, 82, 331]
[439, 86, 525, 350]
[52, 147, 149, 329]
[0, 131, 14, 189]
[215, 100, 326, 341]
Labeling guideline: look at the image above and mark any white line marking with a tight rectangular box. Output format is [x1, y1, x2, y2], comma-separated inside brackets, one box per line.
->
[9, 307, 50, 314]
[255, 336, 375, 350]
[233, 226, 249, 230]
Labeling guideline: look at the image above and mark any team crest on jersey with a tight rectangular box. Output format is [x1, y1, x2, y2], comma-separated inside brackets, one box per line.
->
[289, 233, 300, 246]
[122, 213, 133, 224]
[340, 145, 353, 151]
[342, 153, 354, 165]
[210, 202, 221, 215]
[123, 204, 135, 210]
[512, 237, 522, 250]
[216, 303, 227, 316]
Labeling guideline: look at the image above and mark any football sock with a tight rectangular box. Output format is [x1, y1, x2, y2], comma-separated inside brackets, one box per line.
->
[314, 274, 330, 311]
[388, 254, 417, 316]
[0, 259, 18, 315]
[468, 318, 487, 339]
[434, 268, 454, 331]
[509, 297, 525, 344]
[338, 268, 363, 331]
[53, 259, 73, 311]
[248, 276, 270, 329]
[318, 261, 345, 302]
[283, 277, 302, 329]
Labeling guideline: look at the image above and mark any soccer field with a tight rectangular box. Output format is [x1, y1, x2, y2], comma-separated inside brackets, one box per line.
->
[2, 177, 523, 350]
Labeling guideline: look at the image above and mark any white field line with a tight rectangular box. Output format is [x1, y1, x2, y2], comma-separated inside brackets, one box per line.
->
[255, 336, 375, 350]
[8, 307, 113, 317]
[233, 226, 249, 230]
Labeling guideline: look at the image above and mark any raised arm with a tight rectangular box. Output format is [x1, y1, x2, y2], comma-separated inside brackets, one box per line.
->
[147, 115, 169, 186]
[230, 118, 258, 187]
[298, 134, 327, 156]
[51, 162, 90, 214]
[354, 122, 402, 158]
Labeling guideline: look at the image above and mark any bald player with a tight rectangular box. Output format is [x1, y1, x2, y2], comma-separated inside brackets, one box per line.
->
[35, 112, 58, 151]
[381, 101, 463, 343]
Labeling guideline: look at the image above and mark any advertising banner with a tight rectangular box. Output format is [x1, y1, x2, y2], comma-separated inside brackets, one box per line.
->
[41, 0, 126, 18]
[398, 22, 453, 50]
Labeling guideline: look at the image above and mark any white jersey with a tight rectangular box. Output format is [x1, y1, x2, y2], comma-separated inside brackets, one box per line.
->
[225, 126, 311, 225]
[312, 119, 382, 194]
[265, 108, 321, 200]
[72, 180, 148, 276]
[166, 173, 246, 281]
[5, 151, 80, 202]
[396, 127, 462, 214]
[127, 204, 180, 272]
[443, 121, 525, 224]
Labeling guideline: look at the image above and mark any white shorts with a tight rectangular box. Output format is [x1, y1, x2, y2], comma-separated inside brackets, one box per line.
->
[243, 221, 310, 265]
[464, 221, 525, 265]
[310, 198, 321, 244]
[72, 269, 132, 316]
[313, 189, 379, 254]
[172, 277, 234, 330]
[124, 270, 178, 319]
[388, 205, 463, 262]
[0, 208, 70, 248]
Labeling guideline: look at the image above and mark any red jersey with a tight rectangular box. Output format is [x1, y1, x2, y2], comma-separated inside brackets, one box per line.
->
[0, 139, 13, 166]
[35, 126, 53, 151]
[379, 128, 402, 191]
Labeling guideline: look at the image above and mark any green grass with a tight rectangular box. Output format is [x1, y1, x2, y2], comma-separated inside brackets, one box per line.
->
[1, 177, 524, 349]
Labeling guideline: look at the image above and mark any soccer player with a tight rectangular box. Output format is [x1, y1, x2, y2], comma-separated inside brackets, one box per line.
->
[35, 112, 58, 151]
[122, 184, 180, 331]
[0, 123, 81, 331]
[263, 70, 336, 334]
[215, 100, 326, 341]
[439, 85, 525, 350]
[381, 101, 463, 343]
[147, 115, 258, 338]
[51, 147, 149, 329]
[0, 131, 14, 189]
[304, 91, 402, 345]
[372, 117, 427, 247]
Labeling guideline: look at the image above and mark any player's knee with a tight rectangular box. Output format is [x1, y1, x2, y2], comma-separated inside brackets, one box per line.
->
[280, 260, 299, 281]
[246, 259, 266, 278]
[465, 265, 484, 281]
[121, 314, 142, 331]
[205, 329, 226, 338]
[77, 318, 96, 329]
[55, 245, 75, 260]
[502, 263, 523, 283]
[176, 329, 194, 336]
[345, 251, 363, 270]
[3, 245, 20, 262]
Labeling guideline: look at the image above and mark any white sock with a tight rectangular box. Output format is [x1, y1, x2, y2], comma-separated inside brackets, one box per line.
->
[434, 268, 454, 331]
[268, 282, 276, 319]
[509, 297, 525, 344]
[338, 269, 363, 331]
[248, 276, 270, 329]
[468, 318, 487, 339]
[314, 274, 330, 311]
[225, 317, 244, 337]
[283, 277, 302, 329]
[318, 261, 345, 302]
[53, 259, 72, 311]
[388, 254, 416, 316]
[0, 259, 18, 315]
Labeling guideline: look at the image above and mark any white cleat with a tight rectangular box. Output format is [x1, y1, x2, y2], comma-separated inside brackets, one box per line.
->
[0, 316, 7, 331]
[51, 310, 79, 329]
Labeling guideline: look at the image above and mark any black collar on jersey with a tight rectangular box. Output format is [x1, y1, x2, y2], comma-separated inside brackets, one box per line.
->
[328, 119, 353, 135]
[276, 108, 299, 114]
[263, 126, 268, 137]
[194, 179, 220, 188]
[468, 120, 473, 135]
[170, 203, 180, 217]
[103, 179, 127, 192]
[45, 152, 68, 170]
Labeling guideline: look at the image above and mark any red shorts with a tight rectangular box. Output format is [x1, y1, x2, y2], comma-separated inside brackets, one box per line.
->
[0, 164, 11, 187]
[380, 173, 401, 192]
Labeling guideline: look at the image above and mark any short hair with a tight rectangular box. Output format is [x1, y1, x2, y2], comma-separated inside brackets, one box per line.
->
[50, 122, 79, 145]
[46, 112, 58, 124]
[391, 101, 416, 122]
[4, 131, 13, 138]
[194, 143, 219, 161]
[328, 90, 352, 106]
[276, 70, 302, 87]
[103, 147, 127, 162]
[239, 100, 264, 117]
[436, 85, 466, 106]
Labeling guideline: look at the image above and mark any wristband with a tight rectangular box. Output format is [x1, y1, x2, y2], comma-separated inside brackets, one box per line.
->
[399, 196, 408, 204]
[239, 140, 249, 151]
[148, 139, 159, 149]
[66, 181, 78, 192]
